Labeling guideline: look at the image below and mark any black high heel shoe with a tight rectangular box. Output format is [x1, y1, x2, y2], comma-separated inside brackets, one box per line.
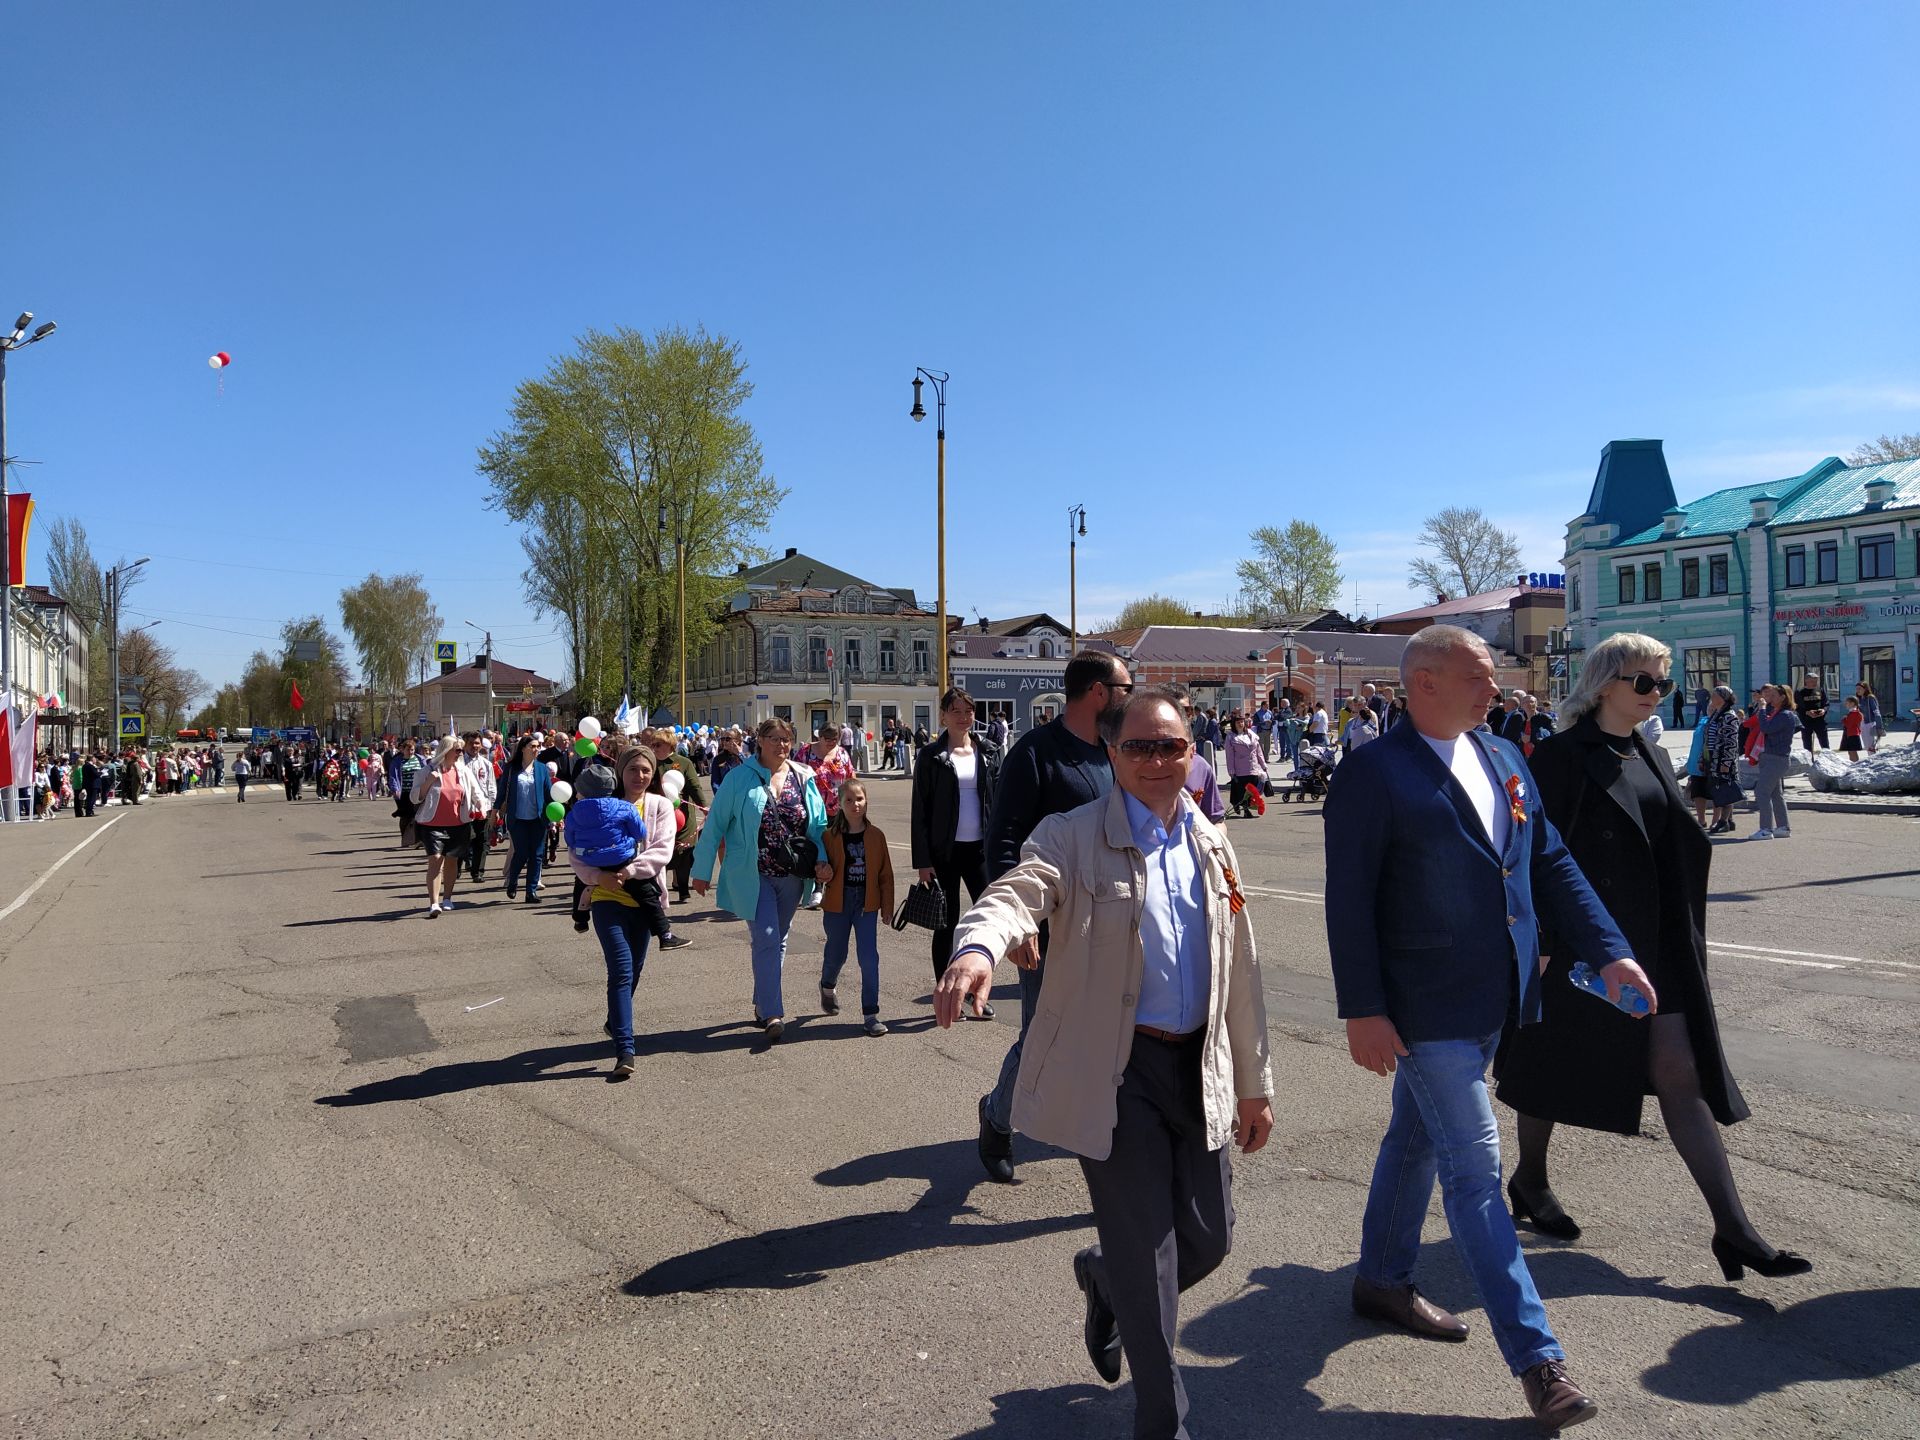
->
[1711, 1234, 1812, 1281]
[1508, 1178, 1582, 1240]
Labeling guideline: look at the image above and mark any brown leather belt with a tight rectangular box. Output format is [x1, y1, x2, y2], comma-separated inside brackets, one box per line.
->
[1135, 1024, 1202, 1043]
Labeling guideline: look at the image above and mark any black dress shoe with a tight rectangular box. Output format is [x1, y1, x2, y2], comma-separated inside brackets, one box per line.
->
[1072, 1248, 1123, 1383]
[977, 1095, 1014, 1183]
[1521, 1360, 1598, 1431]
[1712, 1234, 1813, 1281]
[1351, 1276, 1469, 1341]
[1509, 1177, 1582, 1240]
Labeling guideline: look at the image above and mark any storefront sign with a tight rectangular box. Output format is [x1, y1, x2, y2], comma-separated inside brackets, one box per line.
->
[1773, 595, 1919, 625]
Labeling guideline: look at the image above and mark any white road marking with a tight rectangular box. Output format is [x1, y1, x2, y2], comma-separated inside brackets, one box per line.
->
[1244, 885, 1325, 905]
[0, 814, 128, 926]
[1710, 939, 1919, 971]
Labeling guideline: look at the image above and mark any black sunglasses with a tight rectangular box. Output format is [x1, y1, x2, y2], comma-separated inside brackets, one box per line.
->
[1618, 672, 1676, 698]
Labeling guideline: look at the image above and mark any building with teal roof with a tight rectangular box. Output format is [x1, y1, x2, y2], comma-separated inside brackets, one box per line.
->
[1562, 439, 1920, 721]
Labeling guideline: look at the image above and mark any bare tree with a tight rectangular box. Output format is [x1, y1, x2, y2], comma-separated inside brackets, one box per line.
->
[1849, 433, 1920, 466]
[1408, 507, 1523, 601]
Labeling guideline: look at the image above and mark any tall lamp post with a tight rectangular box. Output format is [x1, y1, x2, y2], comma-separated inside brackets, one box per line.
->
[463, 620, 494, 732]
[1067, 505, 1086, 647]
[658, 503, 688, 722]
[106, 557, 151, 763]
[909, 368, 950, 693]
[1331, 648, 1349, 707]
[1, 310, 58, 821]
[1282, 631, 1297, 709]
[1783, 619, 1796, 687]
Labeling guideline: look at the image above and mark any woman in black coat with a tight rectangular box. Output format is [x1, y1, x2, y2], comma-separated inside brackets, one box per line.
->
[1498, 633, 1809, 1282]
[908, 688, 1001, 1015]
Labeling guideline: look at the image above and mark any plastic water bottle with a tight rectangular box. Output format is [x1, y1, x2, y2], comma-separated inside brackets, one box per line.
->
[1570, 961, 1651, 1016]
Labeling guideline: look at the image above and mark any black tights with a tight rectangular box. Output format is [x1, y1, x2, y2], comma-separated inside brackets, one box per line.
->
[1513, 1013, 1766, 1251]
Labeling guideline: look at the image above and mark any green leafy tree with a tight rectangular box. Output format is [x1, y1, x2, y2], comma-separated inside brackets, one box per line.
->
[1407, 506, 1523, 601]
[1236, 521, 1344, 618]
[478, 325, 786, 713]
[279, 616, 351, 729]
[339, 572, 442, 732]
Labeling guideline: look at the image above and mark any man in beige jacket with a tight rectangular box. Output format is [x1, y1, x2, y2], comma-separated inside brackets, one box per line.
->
[935, 685, 1274, 1440]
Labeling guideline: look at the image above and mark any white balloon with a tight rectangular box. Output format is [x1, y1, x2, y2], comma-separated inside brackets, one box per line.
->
[550, 780, 573, 804]
[578, 716, 603, 740]
[545, 761, 559, 777]
[208, 355, 222, 368]
[660, 769, 685, 800]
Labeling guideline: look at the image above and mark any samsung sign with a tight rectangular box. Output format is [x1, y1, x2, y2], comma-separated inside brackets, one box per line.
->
[1517, 573, 1566, 590]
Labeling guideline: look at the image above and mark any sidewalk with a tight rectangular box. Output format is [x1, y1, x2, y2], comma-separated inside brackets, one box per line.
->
[1652, 723, 1920, 817]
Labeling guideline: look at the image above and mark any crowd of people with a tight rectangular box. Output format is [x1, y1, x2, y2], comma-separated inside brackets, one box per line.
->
[16, 742, 226, 817]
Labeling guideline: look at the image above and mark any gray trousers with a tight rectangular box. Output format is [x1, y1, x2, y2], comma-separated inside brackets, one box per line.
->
[1752, 754, 1791, 831]
[1077, 1032, 1234, 1440]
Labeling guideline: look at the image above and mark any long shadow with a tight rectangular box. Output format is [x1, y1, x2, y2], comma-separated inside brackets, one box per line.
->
[627, 1136, 1092, 1297]
[313, 1040, 607, 1106]
[1640, 1286, 1920, 1404]
[284, 907, 432, 927]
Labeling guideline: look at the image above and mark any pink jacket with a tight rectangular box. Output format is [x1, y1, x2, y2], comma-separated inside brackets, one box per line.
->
[569, 793, 676, 888]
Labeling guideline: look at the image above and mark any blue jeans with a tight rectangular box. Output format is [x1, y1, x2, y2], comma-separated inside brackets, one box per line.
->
[591, 901, 653, 1057]
[1358, 1032, 1562, 1376]
[983, 958, 1046, 1135]
[751, 874, 806, 1020]
[820, 883, 881, 1014]
[504, 816, 547, 895]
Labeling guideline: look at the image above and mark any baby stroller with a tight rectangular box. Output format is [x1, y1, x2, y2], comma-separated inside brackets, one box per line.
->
[1283, 743, 1337, 802]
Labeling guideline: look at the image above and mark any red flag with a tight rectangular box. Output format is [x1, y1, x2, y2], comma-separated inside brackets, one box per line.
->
[290, 680, 305, 712]
[5, 493, 33, 589]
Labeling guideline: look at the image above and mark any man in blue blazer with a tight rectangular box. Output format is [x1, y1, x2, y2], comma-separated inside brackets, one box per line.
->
[1325, 625, 1655, 1434]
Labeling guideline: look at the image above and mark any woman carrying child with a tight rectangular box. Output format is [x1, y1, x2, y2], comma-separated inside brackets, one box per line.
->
[818, 778, 896, 1036]
[568, 746, 676, 1080]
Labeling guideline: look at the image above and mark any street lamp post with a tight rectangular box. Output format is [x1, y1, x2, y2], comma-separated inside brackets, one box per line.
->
[1783, 619, 1796, 687]
[1282, 631, 1297, 708]
[1067, 505, 1086, 648]
[909, 368, 950, 693]
[463, 620, 494, 732]
[106, 557, 150, 764]
[1, 310, 58, 821]
[1332, 648, 1349, 706]
[659, 503, 688, 723]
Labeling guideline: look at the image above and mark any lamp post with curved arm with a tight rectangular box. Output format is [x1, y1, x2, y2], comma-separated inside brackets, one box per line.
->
[909, 369, 950, 692]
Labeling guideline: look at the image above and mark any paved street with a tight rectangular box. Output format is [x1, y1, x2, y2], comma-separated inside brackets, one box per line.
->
[3, 765, 1917, 1439]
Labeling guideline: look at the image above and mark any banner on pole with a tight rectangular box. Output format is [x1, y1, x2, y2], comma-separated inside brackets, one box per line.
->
[5, 493, 33, 588]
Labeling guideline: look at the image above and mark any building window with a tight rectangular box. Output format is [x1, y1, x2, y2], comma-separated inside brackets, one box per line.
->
[1709, 555, 1728, 595]
[807, 635, 828, 672]
[1816, 541, 1838, 585]
[1683, 646, 1731, 696]
[1616, 567, 1635, 604]
[1641, 562, 1662, 602]
[1789, 639, 1840, 696]
[912, 638, 930, 674]
[843, 635, 861, 674]
[878, 638, 896, 673]
[768, 634, 791, 672]
[773, 704, 792, 723]
[1783, 545, 1806, 588]
[1680, 558, 1700, 598]
[1859, 535, 1895, 580]
[1569, 572, 1581, 614]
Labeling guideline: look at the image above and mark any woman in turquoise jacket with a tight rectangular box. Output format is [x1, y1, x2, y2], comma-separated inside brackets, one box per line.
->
[691, 715, 830, 1041]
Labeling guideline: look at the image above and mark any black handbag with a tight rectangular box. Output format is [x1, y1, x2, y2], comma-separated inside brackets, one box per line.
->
[1710, 779, 1742, 806]
[892, 878, 949, 932]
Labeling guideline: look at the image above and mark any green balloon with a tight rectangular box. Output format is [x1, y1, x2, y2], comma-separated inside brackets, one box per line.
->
[544, 800, 566, 822]
[574, 736, 597, 757]
[357, 748, 369, 759]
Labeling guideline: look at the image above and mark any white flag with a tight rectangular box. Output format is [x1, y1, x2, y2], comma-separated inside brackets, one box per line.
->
[616, 694, 643, 736]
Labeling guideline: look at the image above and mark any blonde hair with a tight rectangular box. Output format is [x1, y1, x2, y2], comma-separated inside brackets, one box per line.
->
[1561, 631, 1672, 724]
[830, 777, 868, 833]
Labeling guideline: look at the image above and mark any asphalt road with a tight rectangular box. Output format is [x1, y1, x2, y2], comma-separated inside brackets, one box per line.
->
[2, 762, 1916, 1439]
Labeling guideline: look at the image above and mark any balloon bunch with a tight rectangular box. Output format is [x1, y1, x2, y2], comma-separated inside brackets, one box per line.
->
[573, 714, 603, 757]
[208, 350, 232, 398]
[544, 777, 574, 823]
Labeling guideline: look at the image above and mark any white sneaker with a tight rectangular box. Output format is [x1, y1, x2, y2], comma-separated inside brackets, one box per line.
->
[1750, 830, 1774, 840]
[427, 903, 441, 917]
[1773, 828, 1791, 838]
[439, 899, 456, 911]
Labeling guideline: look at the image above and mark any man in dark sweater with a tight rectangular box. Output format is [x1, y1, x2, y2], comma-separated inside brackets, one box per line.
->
[975, 649, 1132, 1182]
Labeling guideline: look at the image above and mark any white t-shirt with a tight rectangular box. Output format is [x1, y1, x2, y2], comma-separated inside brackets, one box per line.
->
[1420, 730, 1509, 855]
[952, 747, 982, 843]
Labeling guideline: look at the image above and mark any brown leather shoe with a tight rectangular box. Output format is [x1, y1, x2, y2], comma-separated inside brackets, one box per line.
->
[1521, 1360, 1598, 1432]
[1351, 1276, 1469, 1341]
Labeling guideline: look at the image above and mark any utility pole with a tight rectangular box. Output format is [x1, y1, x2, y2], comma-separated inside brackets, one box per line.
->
[2, 312, 60, 820]
[465, 620, 494, 732]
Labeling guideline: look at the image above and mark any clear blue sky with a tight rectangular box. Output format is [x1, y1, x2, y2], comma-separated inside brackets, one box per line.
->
[9, 2, 1917, 692]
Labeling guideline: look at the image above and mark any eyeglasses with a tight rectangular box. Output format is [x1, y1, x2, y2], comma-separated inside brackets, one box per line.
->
[1117, 737, 1191, 764]
[1618, 672, 1676, 698]
[1104, 680, 1136, 693]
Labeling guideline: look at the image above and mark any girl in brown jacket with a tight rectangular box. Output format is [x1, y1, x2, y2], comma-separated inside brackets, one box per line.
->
[818, 779, 896, 1036]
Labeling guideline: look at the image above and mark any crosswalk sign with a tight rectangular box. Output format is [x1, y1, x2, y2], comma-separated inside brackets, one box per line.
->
[119, 712, 146, 739]
[435, 641, 458, 663]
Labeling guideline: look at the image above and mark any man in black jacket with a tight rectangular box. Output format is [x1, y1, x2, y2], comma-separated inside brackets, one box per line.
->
[974, 649, 1132, 1182]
